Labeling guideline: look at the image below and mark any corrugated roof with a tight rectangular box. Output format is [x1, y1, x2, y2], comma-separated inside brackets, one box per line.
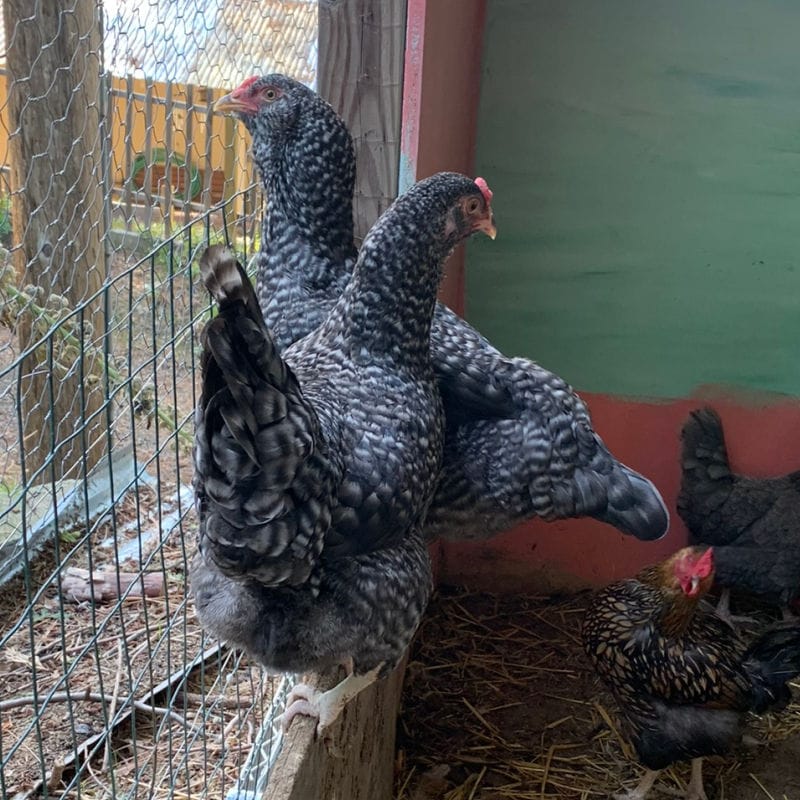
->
[0, 0, 317, 89]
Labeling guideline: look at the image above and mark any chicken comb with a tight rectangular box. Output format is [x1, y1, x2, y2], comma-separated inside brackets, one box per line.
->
[235, 75, 260, 95]
[474, 177, 493, 204]
[694, 547, 714, 576]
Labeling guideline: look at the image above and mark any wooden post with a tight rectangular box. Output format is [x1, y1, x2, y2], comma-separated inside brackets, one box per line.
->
[162, 80, 174, 237]
[201, 88, 215, 213]
[220, 113, 237, 234]
[3, 0, 108, 481]
[398, 0, 487, 314]
[318, 0, 408, 242]
[123, 74, 135, 228]
[183, 84, 195, 226]
[265, 662, 406, 800]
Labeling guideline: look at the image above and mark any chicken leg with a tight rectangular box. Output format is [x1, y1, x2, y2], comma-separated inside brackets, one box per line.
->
[613, 769, 659, 800]
[715, 588, 755, 627]
[685, 759, 708, 800]
[279, 663, 383, 737]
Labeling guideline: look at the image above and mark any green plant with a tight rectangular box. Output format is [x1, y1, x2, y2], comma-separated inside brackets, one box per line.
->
[0, 194, 12, 247]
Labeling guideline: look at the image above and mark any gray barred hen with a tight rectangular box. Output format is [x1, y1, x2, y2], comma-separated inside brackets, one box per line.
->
[583, 547, 800, 800]
[215, 74, 669, 542]
[191, 172, 497, 735]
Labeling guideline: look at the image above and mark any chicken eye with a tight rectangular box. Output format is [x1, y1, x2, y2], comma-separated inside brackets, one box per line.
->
[466, 197, 480, 214]
[264, 88, 278, 101]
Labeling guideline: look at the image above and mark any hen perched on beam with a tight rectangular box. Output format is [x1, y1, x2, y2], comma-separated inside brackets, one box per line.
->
[190, 173, 496, 735]
[215, 73, 669, 544]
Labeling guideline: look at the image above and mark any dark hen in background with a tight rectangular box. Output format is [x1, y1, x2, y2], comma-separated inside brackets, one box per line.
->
[191, 173, 496, 735]
[583, 547, 800, 800]
[214, 73, 669, 544]
[677, 406, 800, 623]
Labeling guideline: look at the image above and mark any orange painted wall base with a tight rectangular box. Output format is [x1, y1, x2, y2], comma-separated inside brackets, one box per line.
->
[437, 388, 800, 592]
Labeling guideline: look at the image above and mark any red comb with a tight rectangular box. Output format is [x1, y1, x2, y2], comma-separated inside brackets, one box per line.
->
[235, 75, 260, 94]
[474, 177, 493, 204]
[695, 547, 714, 576]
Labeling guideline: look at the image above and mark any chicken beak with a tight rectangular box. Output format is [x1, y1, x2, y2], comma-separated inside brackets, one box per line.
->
[214, 92, 252, 114]
[477, 213, 497, 240]
[689, 576, 700, 595]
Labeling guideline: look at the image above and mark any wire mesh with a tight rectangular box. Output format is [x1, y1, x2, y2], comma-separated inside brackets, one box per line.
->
[0, 1, 318, 797]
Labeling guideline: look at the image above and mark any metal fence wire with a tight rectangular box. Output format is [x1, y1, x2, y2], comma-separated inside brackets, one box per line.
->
[0, 1, 318, 797]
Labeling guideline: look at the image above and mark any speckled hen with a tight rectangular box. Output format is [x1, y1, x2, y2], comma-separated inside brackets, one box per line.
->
[215, 73, 669, 544]
[190, 172, 496, 735]
[583, 547, 800, 800]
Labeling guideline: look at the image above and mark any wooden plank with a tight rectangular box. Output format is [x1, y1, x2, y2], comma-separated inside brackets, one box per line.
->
[162, 80, 173, 236]
[100, 70, 114, 278]
[123, 73, 135, 228]
[264, 660, 406, 800]
[318, 0, 407, 241]
[220, 113, 237, 234]
[397, 0, 487, 314]
[183, 83, 194, 226]
[142, 78, 154, 230]
[399, 0, 426, 193]
[201, 88, 214, 212]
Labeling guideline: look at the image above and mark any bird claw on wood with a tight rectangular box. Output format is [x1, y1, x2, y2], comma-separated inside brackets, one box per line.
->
[277, 682, 341, 740]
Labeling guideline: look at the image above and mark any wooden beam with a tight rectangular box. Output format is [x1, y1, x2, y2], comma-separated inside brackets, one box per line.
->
[264, 662, 406, 800]
[317, 0, 408, 242]
[4, 0, 108, 480]
[399, 0, 487, 314]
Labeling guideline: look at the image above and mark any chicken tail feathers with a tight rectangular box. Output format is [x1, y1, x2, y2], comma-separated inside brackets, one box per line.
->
[676, 406, 735, 538]
[194, 245, 330, 589]
[745, 623, 800, 712]
[678, 407, 733, 493]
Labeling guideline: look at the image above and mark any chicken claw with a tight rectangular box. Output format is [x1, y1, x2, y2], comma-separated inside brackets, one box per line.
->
[684, 759, 708, 800]
[612, 768, 659, 800]
[279, 682, 337, 737]
[278, 665, 384, 739]
[714, 589, 756, 629]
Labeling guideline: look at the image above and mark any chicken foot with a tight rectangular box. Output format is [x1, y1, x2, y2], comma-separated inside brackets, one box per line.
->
[279, 663, 383, 737]
[715, 588, 756, 627]
[613, 768, 659, 800]
[684, 758, 707, 800]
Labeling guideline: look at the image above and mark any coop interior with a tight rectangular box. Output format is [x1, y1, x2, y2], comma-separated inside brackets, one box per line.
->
[1, 2, 800, 800]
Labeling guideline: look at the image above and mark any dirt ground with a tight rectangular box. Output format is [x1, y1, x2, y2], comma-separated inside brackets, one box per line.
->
[396, 588, 800, 800]
[0, 492, 278, 799]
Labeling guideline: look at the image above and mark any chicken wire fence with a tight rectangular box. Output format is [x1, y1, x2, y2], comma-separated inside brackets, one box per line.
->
[0, 1, 318, 797]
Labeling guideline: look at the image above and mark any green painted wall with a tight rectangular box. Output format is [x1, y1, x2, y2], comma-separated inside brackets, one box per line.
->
[467, 0, 800, 399]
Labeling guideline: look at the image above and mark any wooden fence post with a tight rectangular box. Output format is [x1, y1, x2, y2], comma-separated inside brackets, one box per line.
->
[318, 0, 408, 242]
[3, 0, 108, 481]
